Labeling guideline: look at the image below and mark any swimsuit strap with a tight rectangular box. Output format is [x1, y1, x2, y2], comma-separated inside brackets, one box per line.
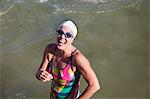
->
[70, 48, 77, 67]
[72, 49, 77, 55]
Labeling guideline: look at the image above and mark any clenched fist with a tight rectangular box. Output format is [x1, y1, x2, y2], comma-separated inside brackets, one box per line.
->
[36, 70, 53, 82]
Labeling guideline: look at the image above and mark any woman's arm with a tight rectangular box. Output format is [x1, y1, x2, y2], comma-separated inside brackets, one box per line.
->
[74, 52, 100, 99]
[36, 44, 54, 82]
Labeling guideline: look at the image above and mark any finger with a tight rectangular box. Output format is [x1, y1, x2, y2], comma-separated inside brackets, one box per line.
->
[41, 71, 49, 77]
[41, 73, 49, 79]
[40, 71, 52, 81]
[43, 71, 50, 76]
[42, 76, 50, 82]
[40, 74, 47, 80]
[42, 79, 47, 83]
[40, 74, 51, 81]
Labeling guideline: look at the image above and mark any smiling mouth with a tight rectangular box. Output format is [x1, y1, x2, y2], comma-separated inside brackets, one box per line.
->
[57, 40, 66, 45]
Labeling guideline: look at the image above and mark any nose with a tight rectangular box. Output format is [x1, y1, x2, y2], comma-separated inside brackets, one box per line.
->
[59, 33, 66, 39]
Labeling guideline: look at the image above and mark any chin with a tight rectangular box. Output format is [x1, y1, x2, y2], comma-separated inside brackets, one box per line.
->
[57, 43, 66, 50]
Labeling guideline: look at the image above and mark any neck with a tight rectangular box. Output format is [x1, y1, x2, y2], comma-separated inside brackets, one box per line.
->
[56, 44, 75, 58]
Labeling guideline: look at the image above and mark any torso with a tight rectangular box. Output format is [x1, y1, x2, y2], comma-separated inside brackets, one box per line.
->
[46, 44, 81, 98]
[47, 44, 77, 72]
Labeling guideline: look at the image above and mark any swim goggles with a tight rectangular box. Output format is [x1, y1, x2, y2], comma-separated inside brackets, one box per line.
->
[56, 30, 73, 38]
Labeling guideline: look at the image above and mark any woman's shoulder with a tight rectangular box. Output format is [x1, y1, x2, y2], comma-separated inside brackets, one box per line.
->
[45, 43, 57, 53]
[46, 43, 57, 48]
[73, 49, 90, 69]
[73, 49, 87, 61]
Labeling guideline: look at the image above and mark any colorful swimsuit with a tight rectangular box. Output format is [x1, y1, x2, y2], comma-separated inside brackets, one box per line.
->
[47, 49, 81, 99]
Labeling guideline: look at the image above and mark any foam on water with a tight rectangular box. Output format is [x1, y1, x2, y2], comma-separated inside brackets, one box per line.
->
[0, 0, 143, 14]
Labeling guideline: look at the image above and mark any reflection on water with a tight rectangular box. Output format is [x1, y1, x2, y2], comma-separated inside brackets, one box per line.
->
[0, 0, 148, 99]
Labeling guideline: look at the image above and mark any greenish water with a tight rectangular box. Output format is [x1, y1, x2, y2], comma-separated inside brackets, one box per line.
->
[0, 0, 149, 99]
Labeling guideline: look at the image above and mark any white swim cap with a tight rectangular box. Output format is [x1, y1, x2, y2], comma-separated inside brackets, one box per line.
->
[57, 20, 78, 38]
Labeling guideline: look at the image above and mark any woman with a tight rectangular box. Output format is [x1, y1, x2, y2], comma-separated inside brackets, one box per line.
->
[36, 20, 100, 99]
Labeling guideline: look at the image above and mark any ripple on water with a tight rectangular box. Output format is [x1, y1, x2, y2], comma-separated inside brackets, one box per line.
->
[0, 0, 144, 54]
[0, 0, 143, 14]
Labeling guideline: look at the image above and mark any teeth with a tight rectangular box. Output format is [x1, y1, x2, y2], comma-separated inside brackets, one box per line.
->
[59, 41, 64, 43]
[58, 41, 64, 45]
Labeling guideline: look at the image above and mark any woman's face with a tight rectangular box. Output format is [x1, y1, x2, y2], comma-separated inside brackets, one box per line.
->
[56, 26, 73, 50]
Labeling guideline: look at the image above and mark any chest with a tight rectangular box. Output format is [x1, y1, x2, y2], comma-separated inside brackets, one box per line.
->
[53, 56, 77, 72]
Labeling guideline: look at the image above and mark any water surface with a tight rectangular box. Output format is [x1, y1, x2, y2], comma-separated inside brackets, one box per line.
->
[0, 0, 149, 99]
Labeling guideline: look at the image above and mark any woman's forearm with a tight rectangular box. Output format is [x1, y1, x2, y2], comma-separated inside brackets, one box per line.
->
[78, 84, 100, 99]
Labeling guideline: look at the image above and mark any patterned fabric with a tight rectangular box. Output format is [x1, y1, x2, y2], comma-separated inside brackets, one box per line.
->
[47, 49, 81, 99]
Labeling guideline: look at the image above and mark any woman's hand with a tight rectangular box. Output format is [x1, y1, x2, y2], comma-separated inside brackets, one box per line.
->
[36, 70, 53, 83]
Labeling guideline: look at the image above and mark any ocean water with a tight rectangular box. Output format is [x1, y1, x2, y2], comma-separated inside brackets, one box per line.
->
[0, 0, 149, 99]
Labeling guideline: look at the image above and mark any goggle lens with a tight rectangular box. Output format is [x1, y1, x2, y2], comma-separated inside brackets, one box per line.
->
[57, 30, 73, 38]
